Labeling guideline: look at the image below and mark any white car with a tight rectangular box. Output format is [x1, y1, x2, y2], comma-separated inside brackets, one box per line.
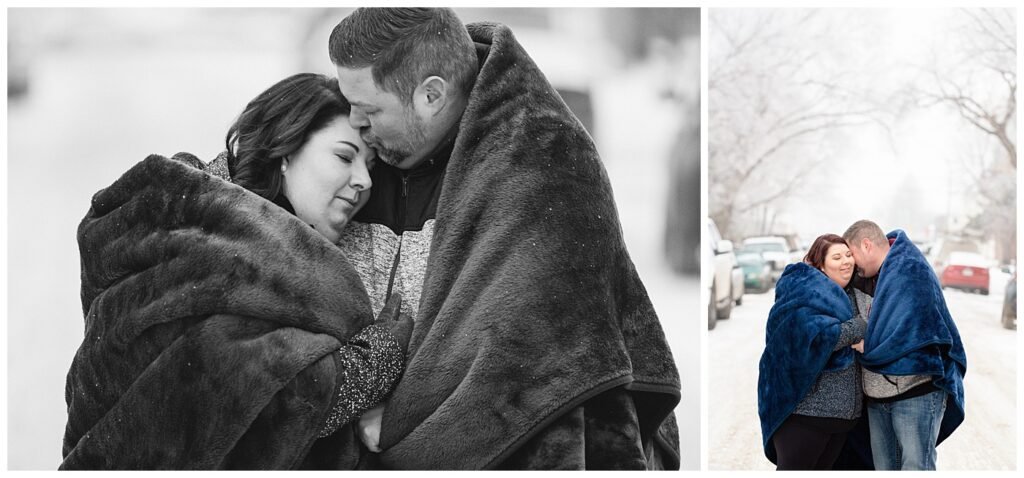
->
[707, 218, 744, 330]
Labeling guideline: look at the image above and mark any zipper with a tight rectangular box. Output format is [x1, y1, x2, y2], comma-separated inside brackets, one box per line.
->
[385, 172, 411, 302]
[385, 235, 403, 301]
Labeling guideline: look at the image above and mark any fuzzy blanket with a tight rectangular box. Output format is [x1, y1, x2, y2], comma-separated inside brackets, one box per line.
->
[61, 154, 374, 469]
[758, 262, 855, 463]
[859, 230, 967, 445]
[375, 22, 681, 469]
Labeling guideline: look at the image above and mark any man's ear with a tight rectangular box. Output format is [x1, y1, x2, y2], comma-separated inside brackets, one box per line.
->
[861, 237, 872, 253]
[413, 76, 449, 116]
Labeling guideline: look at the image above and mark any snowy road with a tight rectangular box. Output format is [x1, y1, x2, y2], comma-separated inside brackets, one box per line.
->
[708, 276, 1017, 471]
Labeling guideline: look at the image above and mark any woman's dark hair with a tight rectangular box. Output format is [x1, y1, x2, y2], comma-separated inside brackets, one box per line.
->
[803, 234, 849, 271]
[225, 73, 351, 200]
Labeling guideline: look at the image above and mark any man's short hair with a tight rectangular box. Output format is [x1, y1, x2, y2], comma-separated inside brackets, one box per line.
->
[843, 219, 887, 247]
[328, 8, 478, 104]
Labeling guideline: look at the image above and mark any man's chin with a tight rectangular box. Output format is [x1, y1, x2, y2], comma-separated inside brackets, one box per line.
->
[379, 156, 403, 167]
[375, 149, 407, 167]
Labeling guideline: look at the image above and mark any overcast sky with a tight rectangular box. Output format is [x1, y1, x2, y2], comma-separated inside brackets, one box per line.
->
[725, 8, 1013, 243]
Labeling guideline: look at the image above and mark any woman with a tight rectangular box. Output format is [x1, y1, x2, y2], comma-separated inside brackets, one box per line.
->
[62, 73, 410, 470]
[757, 234, 869, 470]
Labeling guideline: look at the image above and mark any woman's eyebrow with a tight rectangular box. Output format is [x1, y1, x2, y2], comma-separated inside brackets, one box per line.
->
[337, 141, 360, 153]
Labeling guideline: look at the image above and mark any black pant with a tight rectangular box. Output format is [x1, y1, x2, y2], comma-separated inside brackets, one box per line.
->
[773, 414, 853, 470]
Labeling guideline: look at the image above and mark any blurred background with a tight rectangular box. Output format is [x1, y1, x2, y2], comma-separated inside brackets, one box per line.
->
[706, 8, 1017, 470]
[6, 8, 701, 470]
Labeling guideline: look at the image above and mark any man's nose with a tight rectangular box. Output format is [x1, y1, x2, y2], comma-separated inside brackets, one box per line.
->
[348, 110, 370, 129]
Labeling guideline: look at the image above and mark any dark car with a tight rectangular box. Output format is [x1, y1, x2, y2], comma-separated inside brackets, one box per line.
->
[1003, 274, 1016, 330]
[736, 250, 773, 293]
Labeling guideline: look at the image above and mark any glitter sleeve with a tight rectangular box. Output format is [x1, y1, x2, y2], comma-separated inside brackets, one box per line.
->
[317, 323, 405, 438]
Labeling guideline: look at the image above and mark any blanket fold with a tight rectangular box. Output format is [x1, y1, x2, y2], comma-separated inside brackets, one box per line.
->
[375, 22, 681, 470]
[860, 229, 967, 445]
[62, 154, 374, 469]
[758, 262, 855, 464]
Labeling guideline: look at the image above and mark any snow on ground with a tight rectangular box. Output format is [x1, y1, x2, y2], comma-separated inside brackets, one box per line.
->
[708, 283, 1016, 471]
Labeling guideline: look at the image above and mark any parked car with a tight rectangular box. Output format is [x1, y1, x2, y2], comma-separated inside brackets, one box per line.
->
[741, 236, 792, 281]
[1003, 274, 1016, 330]
[940, 252, 991, 295]
[704, 235, 716, 330]
[7, 22, 31, 100]
[707, 218, 744, 330]
[927, 236, 980, 277]
[736, 250, 773, 293]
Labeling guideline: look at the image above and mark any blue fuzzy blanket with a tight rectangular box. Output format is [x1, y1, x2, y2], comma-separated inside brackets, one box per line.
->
[758, 262, 855, 463]
[860, 230, 967, 444]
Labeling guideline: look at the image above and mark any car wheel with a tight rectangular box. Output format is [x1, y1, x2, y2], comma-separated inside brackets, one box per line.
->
[708, 284, 717, 330]
[736, 295, 743, 306]
[981, 289, 989, 296]
[717, 283, 733, 320]
[1002, 310, 1016, 330]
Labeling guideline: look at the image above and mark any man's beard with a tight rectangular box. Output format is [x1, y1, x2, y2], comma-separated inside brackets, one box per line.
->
[374, 143, 410, 167]
[371, 111, 428, 167]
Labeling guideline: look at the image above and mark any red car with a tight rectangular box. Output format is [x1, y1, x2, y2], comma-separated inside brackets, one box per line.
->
[940, 252, 991, 295]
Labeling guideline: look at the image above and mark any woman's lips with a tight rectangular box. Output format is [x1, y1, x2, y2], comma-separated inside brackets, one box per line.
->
[336, 194, 357, 207]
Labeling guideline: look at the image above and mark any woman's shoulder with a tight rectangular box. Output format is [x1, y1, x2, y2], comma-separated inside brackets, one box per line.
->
[775, 262, 830, 295]
[770, 262, 852, 318]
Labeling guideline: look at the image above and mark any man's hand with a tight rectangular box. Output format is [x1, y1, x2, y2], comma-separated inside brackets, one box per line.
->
[851, 340, 864, 353]
[358, 405, 385, 452]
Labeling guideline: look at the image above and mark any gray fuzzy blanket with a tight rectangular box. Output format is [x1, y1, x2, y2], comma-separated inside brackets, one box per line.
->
[62, 154, 374, 469]
[376, 22, 681, 469]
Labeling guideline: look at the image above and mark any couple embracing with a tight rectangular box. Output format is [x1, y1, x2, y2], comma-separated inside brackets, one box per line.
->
[758, 220, 967, 471]
[61, 8, 681, 470]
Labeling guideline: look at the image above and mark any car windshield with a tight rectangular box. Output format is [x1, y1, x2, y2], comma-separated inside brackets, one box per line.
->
[736, 253, 762, 265]
[742, 242, 786, 253]
[948, 252, 989, 268]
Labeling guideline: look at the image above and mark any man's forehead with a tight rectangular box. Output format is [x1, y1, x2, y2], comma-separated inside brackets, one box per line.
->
[336, 67, 382, 100]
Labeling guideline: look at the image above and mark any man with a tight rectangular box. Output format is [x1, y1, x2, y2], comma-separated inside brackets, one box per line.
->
[843, 220, 967, 470]
[329, 7, 681, 470]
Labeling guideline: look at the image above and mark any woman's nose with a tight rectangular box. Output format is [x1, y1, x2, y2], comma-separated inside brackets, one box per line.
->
[350, 159, 372, 191]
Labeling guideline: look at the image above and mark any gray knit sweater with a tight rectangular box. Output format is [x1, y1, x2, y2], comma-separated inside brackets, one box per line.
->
[793, 288, 868, 420]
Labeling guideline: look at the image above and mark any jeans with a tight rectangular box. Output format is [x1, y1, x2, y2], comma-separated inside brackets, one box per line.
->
[867, 389, 947, 470]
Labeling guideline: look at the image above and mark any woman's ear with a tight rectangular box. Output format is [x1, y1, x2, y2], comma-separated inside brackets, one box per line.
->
[280, 157, 289, 174]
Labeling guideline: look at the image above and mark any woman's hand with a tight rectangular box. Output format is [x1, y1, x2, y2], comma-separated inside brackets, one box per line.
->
[851, 340, 864, 353]
[358, 405, 385, 452]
